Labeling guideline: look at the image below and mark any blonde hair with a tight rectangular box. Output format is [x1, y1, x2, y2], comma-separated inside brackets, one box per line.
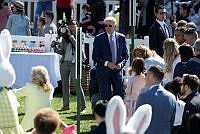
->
[132, 45, 156, 59]
[31, 66, 53, 92]
[163, 38, 179, 73]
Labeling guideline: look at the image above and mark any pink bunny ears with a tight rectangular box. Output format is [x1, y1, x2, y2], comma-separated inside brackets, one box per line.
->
[105, 96, 152, 134]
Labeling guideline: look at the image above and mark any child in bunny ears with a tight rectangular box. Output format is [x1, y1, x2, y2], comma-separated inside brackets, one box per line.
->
[13, 66, 54, 131]
[106, 96, 152, 134]
[0, 29, 24, 133]
[125, 58, 146, 120]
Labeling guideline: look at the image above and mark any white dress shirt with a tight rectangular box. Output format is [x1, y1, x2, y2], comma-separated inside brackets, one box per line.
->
[156, 19, 169, 38]
[104, 31, 117, 66]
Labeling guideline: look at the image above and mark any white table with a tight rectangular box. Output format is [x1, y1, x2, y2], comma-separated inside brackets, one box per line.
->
[10, 52, 61, 89]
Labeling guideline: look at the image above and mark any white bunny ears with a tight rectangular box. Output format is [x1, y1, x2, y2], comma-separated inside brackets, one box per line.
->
[105, 96, 152, 134]
[0, 29, 16, 88]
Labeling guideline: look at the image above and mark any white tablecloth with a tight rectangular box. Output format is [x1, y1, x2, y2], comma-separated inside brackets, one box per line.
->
[10, 52, 61, 88]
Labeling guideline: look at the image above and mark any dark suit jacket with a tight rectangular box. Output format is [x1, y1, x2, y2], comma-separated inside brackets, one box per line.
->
[193, 1, 200, 14]
[183, 55, 200, 78]
[149, 21, 170, 57]
[92, 32, 128, 78]
[173, 62, 185, 78]
[175, 92, 200, 134]
[87, 121, 106, 134]
[182, 92, 200, 127]
[136, 85, 176, 134]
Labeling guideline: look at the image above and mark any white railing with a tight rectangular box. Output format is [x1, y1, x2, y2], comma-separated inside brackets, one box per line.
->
[12, 0, 120, 24]
[74, 0, 120, 22]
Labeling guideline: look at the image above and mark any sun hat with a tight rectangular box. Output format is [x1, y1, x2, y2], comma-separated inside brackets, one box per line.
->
[13, 1, 24, 11]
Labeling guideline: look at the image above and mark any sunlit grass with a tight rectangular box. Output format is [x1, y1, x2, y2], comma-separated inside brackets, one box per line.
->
[18, 95, 97, 133]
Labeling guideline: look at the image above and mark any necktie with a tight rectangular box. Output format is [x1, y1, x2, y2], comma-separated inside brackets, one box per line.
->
[110, 34, 116, 64]
[163, 24, 168, 38]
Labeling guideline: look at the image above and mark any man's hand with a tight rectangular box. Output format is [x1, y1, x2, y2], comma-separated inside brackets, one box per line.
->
[116, 64, 122, 70]
[108, 62, 117, 70]
[67, 28, 72, 36]
[171, 22, 177, 28]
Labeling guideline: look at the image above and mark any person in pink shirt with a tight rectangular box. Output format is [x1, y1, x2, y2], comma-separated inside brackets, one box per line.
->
[0, 0, 12, 32]
[124, 58, 146, 120]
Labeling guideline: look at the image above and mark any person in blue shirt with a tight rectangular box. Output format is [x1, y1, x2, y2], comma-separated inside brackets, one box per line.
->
[6, 1, 31, 36]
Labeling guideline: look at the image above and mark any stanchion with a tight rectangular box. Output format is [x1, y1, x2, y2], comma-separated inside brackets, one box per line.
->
[129, 0, 136, 61]
[75, 27, 82, 134]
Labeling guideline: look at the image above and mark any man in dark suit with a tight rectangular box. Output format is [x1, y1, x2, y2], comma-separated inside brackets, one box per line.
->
[179, 74, 200, 134]
[192, 0, 200, 14]
[136, 65, 176, 134]
[149, 5, 170, 57]
[182, 39, 200, 78]
[92, 16, 129, 100]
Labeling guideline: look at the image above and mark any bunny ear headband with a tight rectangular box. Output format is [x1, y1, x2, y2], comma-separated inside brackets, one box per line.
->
[0, 29, 16, 91]
[105, 96, 152, 134]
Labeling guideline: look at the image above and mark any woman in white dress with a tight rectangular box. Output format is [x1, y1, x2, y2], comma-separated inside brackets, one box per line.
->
[13, 66, 54, 131]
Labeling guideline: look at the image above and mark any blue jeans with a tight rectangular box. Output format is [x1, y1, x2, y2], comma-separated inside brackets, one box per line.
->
[34, 1, 52, 34]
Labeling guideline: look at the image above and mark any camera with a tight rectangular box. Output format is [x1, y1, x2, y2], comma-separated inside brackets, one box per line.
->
[50, 40, 59, 48]
[51, 20, 73, 48]
[58, 20, 74, 37]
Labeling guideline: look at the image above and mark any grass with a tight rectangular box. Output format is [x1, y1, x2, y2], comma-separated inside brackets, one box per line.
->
[17, 94, 97, 133]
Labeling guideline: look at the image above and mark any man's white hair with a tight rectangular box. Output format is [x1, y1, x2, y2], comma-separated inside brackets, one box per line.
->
[104, 16, 117, 24]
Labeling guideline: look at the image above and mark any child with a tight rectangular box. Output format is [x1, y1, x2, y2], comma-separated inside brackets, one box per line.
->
[81, 4, 90, 21]
[80, 4, 91, 34]
[13, 66, 54, 131]
[87, 100, 108, 134]
[32, 108, 61, 134]
[30, 108, 76, 134]
[125, 58, 146, 120]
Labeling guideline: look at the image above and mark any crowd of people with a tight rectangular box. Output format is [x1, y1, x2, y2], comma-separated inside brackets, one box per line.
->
[0, 0, 200, 134]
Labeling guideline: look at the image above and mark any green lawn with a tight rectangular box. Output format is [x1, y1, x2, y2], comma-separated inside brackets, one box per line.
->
[18, 95, 97, 133]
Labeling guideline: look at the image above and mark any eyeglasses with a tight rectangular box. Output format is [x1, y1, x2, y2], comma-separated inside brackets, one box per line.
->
[104, 24, 113, 28]
[160, 12, 166, 15]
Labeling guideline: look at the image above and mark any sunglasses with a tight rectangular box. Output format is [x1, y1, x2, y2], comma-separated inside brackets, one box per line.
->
[160, 12, 166, 15]
[104, 24, 113, 28]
